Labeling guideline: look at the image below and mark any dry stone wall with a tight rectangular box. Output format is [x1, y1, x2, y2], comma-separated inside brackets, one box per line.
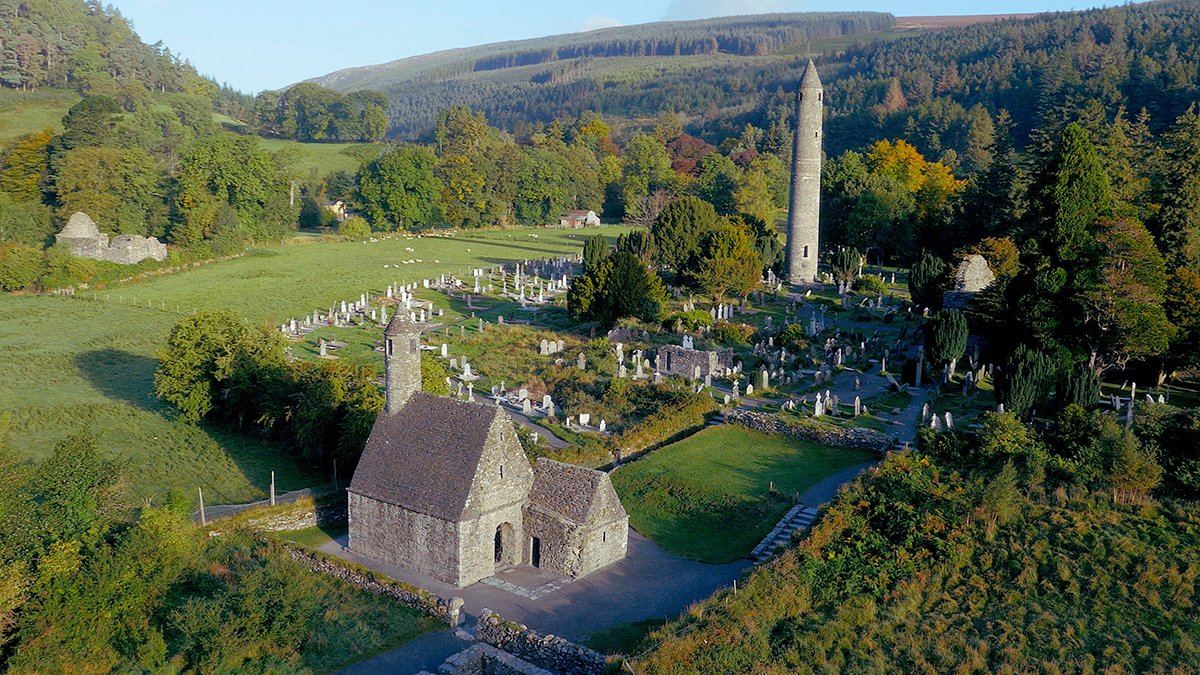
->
[726, 410, 893, 452]
[476, 609, 606, 675]
[281, 542, 453, 622]
[431, 643, 556, 675]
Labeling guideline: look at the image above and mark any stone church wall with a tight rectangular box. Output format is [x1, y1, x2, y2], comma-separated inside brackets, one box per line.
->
[457, 500, 528, 587]
[348, 492, 461, 585]
[575, 517, 628, 577]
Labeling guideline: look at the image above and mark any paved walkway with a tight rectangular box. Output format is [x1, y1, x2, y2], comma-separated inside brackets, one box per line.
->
[318, 530, 748, 644]
[340, 627, 471, 675]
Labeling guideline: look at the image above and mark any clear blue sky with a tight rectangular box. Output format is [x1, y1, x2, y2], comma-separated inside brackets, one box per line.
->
[111, 0, 1113, 93]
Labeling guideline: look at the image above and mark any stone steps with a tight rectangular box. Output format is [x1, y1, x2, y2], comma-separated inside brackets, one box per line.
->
[750, 505, 819, 562]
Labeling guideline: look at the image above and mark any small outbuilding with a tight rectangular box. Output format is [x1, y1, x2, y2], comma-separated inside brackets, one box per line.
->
[558, 210, 600, 228]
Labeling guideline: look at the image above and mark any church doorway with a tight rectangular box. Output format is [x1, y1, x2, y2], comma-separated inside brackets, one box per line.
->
[494, 522, 516, 568]
[531, 536, 542, 568]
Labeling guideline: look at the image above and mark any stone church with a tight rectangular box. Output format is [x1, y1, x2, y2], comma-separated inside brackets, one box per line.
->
[348, 312, 628, 587]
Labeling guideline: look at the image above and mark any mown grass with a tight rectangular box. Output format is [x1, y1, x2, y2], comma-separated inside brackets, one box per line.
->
[257, 137, 383, 178]
[3, 227, 605, 502]
[0, 89, 79, 143]
[611, 425, 875, 563]
[275, 524, 348, 549]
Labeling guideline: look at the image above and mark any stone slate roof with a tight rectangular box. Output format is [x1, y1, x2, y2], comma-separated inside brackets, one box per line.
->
[349, 392, 499, 521]
[528, 458, 621, 524]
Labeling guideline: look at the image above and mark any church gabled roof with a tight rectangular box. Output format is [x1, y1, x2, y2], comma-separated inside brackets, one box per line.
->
[800, 59, 822, 89]
[528, 458, 625, 525]
[349, 392, 502, 521]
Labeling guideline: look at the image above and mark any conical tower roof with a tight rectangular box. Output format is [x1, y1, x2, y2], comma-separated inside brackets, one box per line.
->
[384, 310, 419, 337]
[800, 59, 822, 89]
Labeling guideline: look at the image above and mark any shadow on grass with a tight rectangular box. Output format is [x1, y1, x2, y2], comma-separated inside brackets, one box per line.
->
[74, 349, 163, 412]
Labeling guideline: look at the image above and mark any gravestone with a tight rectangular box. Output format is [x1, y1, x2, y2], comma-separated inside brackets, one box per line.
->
[579, 413, 591, 426]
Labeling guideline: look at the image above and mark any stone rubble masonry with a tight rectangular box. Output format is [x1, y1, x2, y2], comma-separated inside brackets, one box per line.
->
[55, 212, 168, 265]
[942, 254, 996, 310]
[476, 609, 606, 675]
[656, 344, 733, 379]
[280, 541, 454, 623]
[786, 59, 823, 283]
[432, 642, 556, 675]
[726, 410, 894, 453]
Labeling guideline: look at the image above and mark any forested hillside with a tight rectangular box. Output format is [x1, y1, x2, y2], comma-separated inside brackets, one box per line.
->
[0, 0, 248, 117]
[304, 12, 897, 138]
[305, 0, 1200, 167]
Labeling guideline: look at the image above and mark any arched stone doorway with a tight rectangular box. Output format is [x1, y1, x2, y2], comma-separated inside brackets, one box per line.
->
[494, 522, 517, 569]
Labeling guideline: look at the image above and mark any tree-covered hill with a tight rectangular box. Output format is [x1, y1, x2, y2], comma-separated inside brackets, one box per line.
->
[303, 12, 897, 138]
[0, 0, 248, 116]
[304, 0, 1199, 164]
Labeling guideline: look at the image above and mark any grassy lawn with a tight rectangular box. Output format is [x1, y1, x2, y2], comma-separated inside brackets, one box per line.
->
[298, 562, 443, 672]
[611, 425, 875, 563]
[257, 137, 383, 178]
[0, 89, 79, 143]
[276, 524, 347, 549]
[3, 227, 615, 503]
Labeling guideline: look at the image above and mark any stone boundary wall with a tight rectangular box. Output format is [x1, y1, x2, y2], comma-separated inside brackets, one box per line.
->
[199, 491, 348, 530]
[281, 543, 453, 623]
[431, 643, 556, 675]
[477, 609, 606, 675]
[726, 410, 894, 453]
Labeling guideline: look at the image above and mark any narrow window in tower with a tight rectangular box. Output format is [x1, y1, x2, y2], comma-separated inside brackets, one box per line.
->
[799, 92, 803, 101]
[815, 131, 819, 138]
[803, 246, 809, 258]
[818, 92, 823, 102]
[387, 339, 393, 356]
[499, 464, 504, 479]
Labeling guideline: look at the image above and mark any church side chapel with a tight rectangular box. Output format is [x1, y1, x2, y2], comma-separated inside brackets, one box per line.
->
[348, 312, 629, 587]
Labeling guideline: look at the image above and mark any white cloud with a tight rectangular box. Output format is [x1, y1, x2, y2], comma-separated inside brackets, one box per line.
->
[663, 0, 794, 21]
[580, 16, 624, 32]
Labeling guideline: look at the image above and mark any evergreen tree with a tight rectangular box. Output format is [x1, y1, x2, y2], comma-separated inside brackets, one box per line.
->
[908, 252, 947, 309]
[1028, 122, 1113, 264]
[994, 344, 1055, 418]
[1153, 105, 1200, 270]
[582, 234, 609, 273]
[652, 195, 718, 274]
[923, 309, 968, 367]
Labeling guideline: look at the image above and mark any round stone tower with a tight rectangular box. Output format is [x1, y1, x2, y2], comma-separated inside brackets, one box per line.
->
[384, 311, 422, 413]
[785, 59, 824, 284]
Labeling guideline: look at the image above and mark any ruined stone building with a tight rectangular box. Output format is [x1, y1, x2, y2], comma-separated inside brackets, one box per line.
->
[55, 212, 168, 265]
[785, 59, 824, 284]
[942, 254, 996, 310]
[656, 344, 734, 379]
[348, 313, 628, 587]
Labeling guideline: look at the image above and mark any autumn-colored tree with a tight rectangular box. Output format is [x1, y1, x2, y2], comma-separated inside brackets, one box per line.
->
[0, 128, 52, 202]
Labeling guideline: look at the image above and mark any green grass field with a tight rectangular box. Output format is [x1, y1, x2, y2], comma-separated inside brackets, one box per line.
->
[611, 425, 875, 563]
[2, 227, 610, 503]
[0, 89, 79, 144]
[257, 137, 382, 178]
